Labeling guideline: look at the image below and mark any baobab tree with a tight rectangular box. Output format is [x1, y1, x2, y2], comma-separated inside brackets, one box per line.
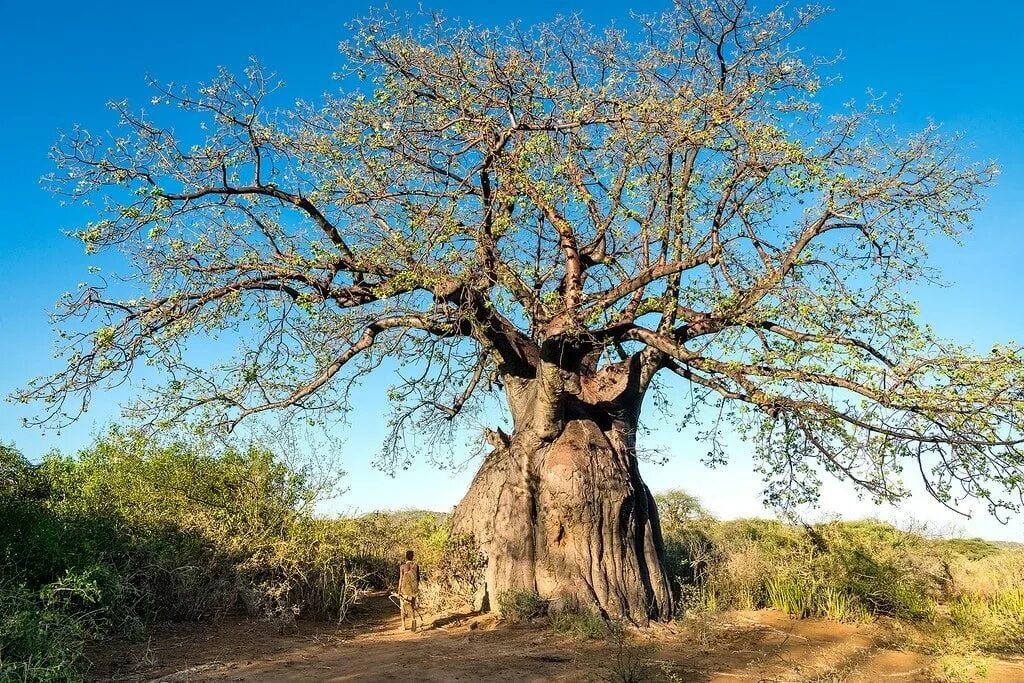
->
[18, 1, 1024, 623]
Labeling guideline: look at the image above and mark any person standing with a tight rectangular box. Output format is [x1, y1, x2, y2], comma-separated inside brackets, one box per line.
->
[398, 550, 420, 631]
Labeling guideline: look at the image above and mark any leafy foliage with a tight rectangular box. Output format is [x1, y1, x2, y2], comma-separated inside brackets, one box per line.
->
[13, 0, 1024, 519]
[948, 590, 1024, 653]
[1, 433, 337, 678]
[0, 574, 104, 683]
[0, 431, 488, 679]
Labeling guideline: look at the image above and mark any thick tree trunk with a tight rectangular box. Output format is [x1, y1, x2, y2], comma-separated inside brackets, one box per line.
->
[451, 371, 673, 624]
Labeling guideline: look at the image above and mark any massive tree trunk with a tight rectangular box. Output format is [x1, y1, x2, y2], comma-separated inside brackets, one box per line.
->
[451, 358, 673, 624]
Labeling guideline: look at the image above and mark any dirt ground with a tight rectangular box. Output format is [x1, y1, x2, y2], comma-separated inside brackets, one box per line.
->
[90, 593, 1024, 682]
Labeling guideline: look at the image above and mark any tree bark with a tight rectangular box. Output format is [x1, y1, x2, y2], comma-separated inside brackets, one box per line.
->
[451, 368, 673, 624]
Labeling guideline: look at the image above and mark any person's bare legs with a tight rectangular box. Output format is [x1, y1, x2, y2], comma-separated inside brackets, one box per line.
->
[400, 596, 416, 630]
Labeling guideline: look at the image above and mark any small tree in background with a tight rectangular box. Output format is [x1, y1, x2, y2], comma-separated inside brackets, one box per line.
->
[16, 1, 1023, 622]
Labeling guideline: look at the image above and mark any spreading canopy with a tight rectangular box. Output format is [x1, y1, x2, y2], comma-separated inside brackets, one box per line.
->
[18, 1, 1024, 518]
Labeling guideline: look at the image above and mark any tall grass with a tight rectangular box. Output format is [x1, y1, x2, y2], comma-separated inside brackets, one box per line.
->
[948, 590, 1024, 653]
[664, 513, 944, 622]
[764, 575, 815, 618]
[656, 489, 1024, 657]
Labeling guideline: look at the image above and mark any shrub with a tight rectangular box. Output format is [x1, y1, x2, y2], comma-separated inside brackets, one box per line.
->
[3, 431, 490, 678]
[654, 492, 1001, 626]
[0, 573, 105, 682]
[0, 429, 347, 678]
[815, 521, 938, 620]
[417, 529, 485, 614]
[548, 605, 607, 640]
[601, 622, 656, 682]
[926, 631, 993, 683]
[944, 548, 1024, 602]
[497, 590, 548, 624]
[926, 653, 991, 683]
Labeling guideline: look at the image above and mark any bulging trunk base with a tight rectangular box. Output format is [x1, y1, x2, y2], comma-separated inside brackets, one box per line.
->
[451, 417, 672, 625]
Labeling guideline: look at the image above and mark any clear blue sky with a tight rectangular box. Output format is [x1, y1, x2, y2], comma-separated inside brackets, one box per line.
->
[1, 1, 1022, 540]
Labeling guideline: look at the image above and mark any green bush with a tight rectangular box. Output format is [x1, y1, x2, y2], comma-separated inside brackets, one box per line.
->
[5, 449, 1021, 680]
[0, 429, 353, 678]
[1, 429, 495, 678]
[925, 631, 994, 682]
[416, 528, 485, 613]
[0, 573, 104, 682]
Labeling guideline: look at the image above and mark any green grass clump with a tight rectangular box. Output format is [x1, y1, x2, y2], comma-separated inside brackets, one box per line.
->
[927, 653, 991, 683]
[548, 606, 607, 640]
[765, 575, 815, 618]
[763, 577, 870, 622]
[925, 631, 994, 683]
[948, 590, 1024, 653]
[497, 590, 548, 624]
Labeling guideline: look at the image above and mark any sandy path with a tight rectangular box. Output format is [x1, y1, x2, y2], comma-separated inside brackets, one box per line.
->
[90, 594, 1024, 682]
